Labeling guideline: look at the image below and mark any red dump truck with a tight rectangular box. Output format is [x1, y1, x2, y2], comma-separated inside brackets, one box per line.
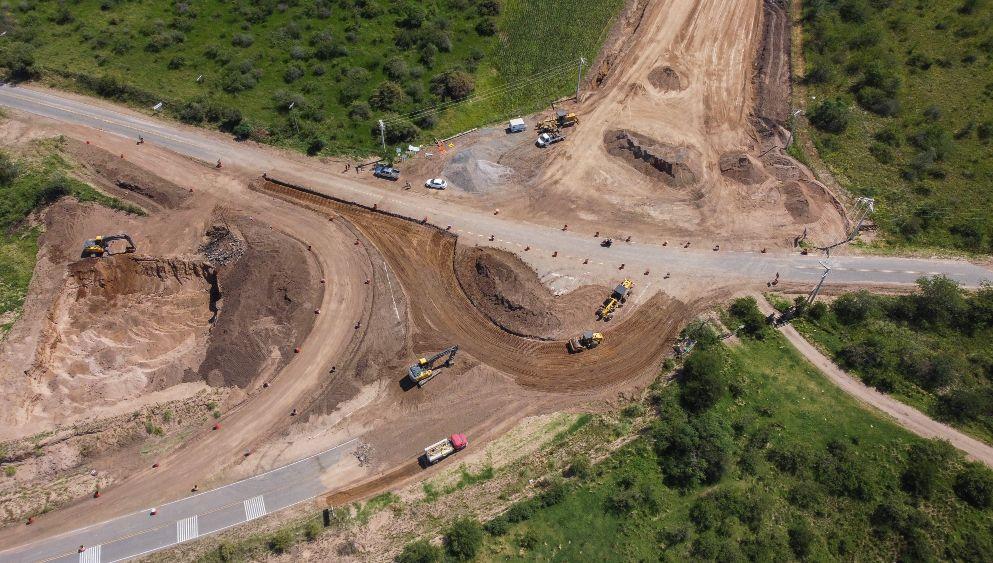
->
[423, 433, 468, 465]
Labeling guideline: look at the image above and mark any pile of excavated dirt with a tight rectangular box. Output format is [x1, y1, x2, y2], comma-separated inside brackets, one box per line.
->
[454, 246, 607, 340]
[194, 214, 322, 389]
[719, 152, 768, 185]
[647, 65, 683, 91]
[30, 255, 218, 405]
[604, 130, 698, 187]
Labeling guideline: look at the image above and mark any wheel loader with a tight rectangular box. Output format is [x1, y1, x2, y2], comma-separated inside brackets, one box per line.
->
[596, 279, 634, 321]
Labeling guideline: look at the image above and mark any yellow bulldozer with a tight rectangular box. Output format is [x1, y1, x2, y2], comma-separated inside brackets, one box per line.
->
[567, 330, 603, 353]
[80, 234, 136, 258]
[596, 279, 634, 321]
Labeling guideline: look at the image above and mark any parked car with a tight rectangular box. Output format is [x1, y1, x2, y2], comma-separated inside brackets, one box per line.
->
[424, 178, 448, 190]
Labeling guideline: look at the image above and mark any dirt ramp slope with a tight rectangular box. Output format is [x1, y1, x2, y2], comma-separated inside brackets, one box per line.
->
[195, 214, 322, 389]
[32, 255, 217, 406]
[455, 246, 607, 340]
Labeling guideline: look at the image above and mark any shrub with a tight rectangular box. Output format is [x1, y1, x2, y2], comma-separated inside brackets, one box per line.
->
[902, 440, 953, 499]
[284, 64, 305, 83]
[478, 0, 501, 16]
[566, 454, 593, 479]
[0, 151, 20, 185]
[831, 290, 876, 324]
[475, 18, 497, 36]
[268, 529, 293, 553]
[855, 86, 899, 116]
[0, 41, 37, 79]
[396, 539, 442, 563]
[384, 57, 409, 81]
[348, 101, 371, 121]
[303, 519, 322, 541]
[370, 81, 406, 110]
[311, 29, 346, 59]
[788, 520, 816, 559]
[445, 517, 483, 561]
[376, 116, 420, 144]
[231, 33, 254, 47]
[483, 516, 509, 536]
[653, 411, 732, 489]
[729, 297, 768, 339]
[519, 528, 540, 549]
[955, 463, 993, 508]
[3, 466, 15, 477]
[809, 99, 849, 133]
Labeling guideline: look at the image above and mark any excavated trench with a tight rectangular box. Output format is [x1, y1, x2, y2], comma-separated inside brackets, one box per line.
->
[604, 129, 699, 187]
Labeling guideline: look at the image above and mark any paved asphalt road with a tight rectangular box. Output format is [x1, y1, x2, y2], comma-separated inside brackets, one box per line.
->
[0, 439, 355, 563]
[1, 84, 991, 289]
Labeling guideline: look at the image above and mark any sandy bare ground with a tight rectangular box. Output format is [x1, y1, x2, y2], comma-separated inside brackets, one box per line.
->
[757, 297, 993, 467]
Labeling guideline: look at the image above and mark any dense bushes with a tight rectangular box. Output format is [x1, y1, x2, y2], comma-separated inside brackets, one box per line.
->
[809, 99, 850, 133]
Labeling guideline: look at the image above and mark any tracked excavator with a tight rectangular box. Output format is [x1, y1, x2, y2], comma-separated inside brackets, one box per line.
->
[80, 234, 137, 258]
[407, 345, 458, 387]
[596, 279, 634, 321]
[567, 331, 603, 353]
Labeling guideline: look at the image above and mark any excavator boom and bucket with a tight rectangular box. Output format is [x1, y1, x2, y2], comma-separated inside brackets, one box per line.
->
[407, 345, 459, 387]
[81, 233, 137, 259]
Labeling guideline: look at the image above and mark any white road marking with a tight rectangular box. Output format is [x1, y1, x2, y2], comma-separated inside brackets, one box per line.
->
[177, 516, 199, 543]
[79, 545, 101, 563]
[382, 262, 402, 323]
[244, 495, 267, 521]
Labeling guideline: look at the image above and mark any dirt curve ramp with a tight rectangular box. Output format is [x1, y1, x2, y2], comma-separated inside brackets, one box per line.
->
[258, 179, 699, 392]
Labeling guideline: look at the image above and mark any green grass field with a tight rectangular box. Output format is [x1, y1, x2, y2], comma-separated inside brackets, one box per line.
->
[430, 304, 993, 561]
[799, 0, 993, 254]
[0, 139, 141, 335]
[0, 0, 623, 156]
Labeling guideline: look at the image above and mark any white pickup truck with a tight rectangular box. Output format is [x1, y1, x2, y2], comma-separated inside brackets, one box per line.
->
[423, 433, 468, 465]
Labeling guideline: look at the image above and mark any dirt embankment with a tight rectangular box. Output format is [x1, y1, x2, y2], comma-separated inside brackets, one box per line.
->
[604, 130, 699, 187]
[455, 246, 607, 340]
[752, 0, 792, 135]
[30, 255, 218, 404]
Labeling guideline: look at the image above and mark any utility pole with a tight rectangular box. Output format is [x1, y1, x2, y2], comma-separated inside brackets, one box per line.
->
[847, 197, 875, 242]
[575, 57, 586, 102]
[378, 119, 386, 152]
[808, 260, 832, 305]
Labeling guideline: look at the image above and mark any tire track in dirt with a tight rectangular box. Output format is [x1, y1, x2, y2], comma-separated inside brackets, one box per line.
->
[258, 180, 705, 393]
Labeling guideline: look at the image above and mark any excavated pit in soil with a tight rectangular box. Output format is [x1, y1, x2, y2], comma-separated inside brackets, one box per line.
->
[604, 130, 699, 187]
[454, 246, 608, 341]
[778, 181, 819, 224]
[647, 65, 683, 91]
[31, 255, 218, 400]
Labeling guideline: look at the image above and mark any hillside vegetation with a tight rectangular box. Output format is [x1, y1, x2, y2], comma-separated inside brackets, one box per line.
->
[800, 0, 993, 253]
[399, 301, 993, 561]
[0, 0, 623, 155]
[0, 138, 140, 334]
[789, 277, 993, 445]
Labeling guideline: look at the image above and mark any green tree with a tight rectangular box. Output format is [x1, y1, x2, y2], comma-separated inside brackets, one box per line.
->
[430, 70, 476, 101]
[370, 81, 407, 111]
[680, 348, 726, 413]
[445, 517, 483, 560]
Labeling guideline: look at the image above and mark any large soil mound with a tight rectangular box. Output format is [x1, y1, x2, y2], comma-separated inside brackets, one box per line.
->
[604, 130, 699, 187]
[31, 255, 218, 404]
[647, 65, 683, 91]
[454, 246, 607, 340]
[194, 214, 322, 388]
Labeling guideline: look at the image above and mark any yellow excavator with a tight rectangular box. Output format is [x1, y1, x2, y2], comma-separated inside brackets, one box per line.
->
[80, 234, 136, 258]
[597, 279, 634, 321]
[567, 330, 603, 353]
[407, 345, 459, 387]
